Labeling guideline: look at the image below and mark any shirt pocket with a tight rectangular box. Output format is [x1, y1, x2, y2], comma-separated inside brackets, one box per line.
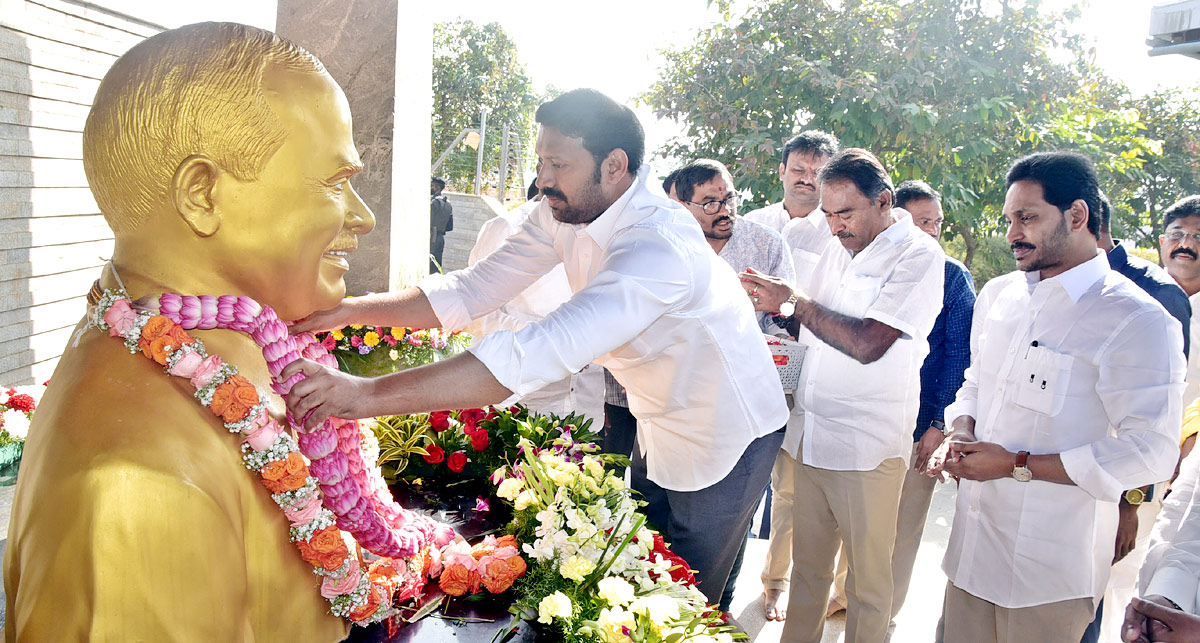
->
[835, 275, 883, 318]
[1012, 344, 1074, 416]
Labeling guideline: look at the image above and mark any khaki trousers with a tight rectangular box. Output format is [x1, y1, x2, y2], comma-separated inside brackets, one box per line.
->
[943, 582, 1095, 643]
[762, 448, 797, 592]
[831, 444, 937, 620]
[781, 456, 906, 643]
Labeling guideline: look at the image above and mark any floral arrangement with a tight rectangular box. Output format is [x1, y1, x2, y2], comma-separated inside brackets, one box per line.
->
[316, 325, 471, 377]
[431, 534, 528, 597]
[0, 385, 41, 447]
[371, 404, 606, 486]
[491, 446, 741, 642]
[92, 290, 460, 625]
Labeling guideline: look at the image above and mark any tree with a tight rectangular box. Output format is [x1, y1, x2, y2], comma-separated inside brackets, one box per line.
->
[1105, 88, 1200, 252]
[641, 0, 1159, 268]
[432, 20, 540, 194]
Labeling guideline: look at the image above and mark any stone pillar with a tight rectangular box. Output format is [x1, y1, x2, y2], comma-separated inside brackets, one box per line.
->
[275, 0, 432, 295]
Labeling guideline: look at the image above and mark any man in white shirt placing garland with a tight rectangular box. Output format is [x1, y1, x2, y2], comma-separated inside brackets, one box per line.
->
[926, 151, 1185, 642]
[741, 148, 945, 642]
[282, 89, 789, 607]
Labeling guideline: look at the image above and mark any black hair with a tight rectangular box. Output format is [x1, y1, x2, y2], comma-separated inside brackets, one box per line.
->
[1004, 151, 1102, 236]
[526, 177, 539, 201]
[818, 148, 894, 202]
[672, 159, 732, 203]
[662, 168, 681, 195]
[1163, 195, 1200, 229]
[894, 180, 941, 210]
[431, 176, 446, 190]
[535, 88, 645, 178]
[782, 130, 840, 166]
[1098, 193, 1112, 234]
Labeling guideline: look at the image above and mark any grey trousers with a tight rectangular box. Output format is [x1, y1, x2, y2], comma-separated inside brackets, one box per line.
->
[631, 429, 785, 606]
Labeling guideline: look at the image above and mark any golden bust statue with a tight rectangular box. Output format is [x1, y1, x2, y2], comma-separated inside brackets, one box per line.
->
[4, 22, 374, 641]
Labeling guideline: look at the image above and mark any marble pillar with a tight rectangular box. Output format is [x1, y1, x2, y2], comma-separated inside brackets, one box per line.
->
[276, 0, 432, 294]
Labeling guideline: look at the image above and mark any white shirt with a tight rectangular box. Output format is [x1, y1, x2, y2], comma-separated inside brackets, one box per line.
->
[421, 166, 789, 492]
[464, 200, 605, 425]
[780, 206, 835, 295]
[1186, 291, 1200, 405]
[1142, 448, 1200, 613]
[942, 252, 1185, 609]
[742, 201, 792, 234]
[784, 213, 945, 469]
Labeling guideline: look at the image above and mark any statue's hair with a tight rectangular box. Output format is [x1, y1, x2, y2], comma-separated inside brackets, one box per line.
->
[83, 22, 324, 234]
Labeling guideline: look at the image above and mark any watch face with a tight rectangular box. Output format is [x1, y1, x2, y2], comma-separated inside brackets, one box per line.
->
[1013, 467, 1033, 482]
[1125, 489, 1145, 505]
[780, 302, 795, 318]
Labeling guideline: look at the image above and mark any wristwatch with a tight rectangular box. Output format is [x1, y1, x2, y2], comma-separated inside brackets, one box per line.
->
[1012, 451, 1032, 482]
[930, 420, 947, 436]
[1124, 488, 1146, 506]
[779, 293, 800, 318]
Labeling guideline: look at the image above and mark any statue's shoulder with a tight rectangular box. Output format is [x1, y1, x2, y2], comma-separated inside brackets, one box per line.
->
[23, 320, 253, 498]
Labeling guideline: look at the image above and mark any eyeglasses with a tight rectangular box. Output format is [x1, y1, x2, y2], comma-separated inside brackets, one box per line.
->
[686, 196, 739, 215]
[1166, 230, 1200, 243]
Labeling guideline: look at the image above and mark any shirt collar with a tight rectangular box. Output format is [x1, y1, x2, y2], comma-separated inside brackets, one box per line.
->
[1024, 249, 1109, 302]
[582, 165, 651, 250]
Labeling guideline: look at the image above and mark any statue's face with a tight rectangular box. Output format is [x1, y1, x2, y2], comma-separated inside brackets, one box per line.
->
[215, 66, 375, 320]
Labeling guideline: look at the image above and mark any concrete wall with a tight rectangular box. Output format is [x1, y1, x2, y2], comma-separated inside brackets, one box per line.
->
[0, 0, 161, 386]
[440, 192, 510, 272]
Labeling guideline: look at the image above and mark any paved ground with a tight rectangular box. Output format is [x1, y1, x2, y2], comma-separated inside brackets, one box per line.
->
[728, 481, 956, 643]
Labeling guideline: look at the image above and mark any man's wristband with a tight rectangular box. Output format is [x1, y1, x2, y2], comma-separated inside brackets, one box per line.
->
[930, 420, 947, 436]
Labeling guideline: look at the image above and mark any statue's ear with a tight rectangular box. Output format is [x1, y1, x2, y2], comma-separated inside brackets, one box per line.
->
[171, 155, 221, 237]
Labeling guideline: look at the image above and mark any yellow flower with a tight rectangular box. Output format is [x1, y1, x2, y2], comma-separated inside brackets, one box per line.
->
[597, 606, 636, 642]
[597, 576, 635, 606]
[331, 329, 344, 340]
[349, 324, 363, 330]
[583, 457, 605, 479]
[548, 467, 575, 487]
[497, 478, 524, 500]
[537, 591, 573, 624]
[390, 327, 405, 340]
[363, 331, 380, 347]
[514, 489, 537, 511]
[559, 555, 596, 583]
[630, 595, 679, 626]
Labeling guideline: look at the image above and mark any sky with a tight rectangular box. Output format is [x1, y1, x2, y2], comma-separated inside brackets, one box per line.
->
[132, 0, 1198, 176]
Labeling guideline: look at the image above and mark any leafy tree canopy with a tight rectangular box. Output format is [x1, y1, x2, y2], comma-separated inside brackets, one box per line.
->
[642, 0, 1186, 267]
[432, 20, 541, 193]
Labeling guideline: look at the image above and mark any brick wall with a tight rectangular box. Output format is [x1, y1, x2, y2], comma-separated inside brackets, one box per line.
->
[0, 1, 161, 385]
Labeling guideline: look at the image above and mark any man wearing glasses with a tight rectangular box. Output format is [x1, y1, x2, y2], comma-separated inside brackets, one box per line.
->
[669, 158, 795, 611]
[1160, 195, 1200, 407]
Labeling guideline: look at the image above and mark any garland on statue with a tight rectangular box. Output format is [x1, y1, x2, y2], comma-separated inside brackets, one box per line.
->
[90, 289, 456, 625]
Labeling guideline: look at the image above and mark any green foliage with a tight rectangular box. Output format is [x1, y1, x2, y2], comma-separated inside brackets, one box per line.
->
[642, 0, 1188, 268]
[432, 20, 542, 192]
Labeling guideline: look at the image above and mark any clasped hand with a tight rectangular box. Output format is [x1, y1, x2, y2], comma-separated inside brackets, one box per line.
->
[924, 434, 1016, 483]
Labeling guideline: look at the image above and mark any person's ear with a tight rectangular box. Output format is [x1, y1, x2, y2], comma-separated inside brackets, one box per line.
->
[171, 155, 221, 237]
[878, 188, 894, 212]
[1067, 199, 1090, 232]
[601, 149, 630, 185]
[778, 162, 787, 181]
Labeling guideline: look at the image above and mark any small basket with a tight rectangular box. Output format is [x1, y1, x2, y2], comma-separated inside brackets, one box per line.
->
[766, 336, 807, 392]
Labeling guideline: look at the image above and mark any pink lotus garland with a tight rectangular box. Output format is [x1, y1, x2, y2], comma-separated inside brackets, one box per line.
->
[152, 292, 453, 558]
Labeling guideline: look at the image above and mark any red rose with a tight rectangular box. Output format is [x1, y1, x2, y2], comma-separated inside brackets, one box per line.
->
[5, 393, 35, 414]
[470, 430, 490, 452]
[446, 451, 468, 473]
[429, 411, 452, 433]
[423, 444, 445, 464]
